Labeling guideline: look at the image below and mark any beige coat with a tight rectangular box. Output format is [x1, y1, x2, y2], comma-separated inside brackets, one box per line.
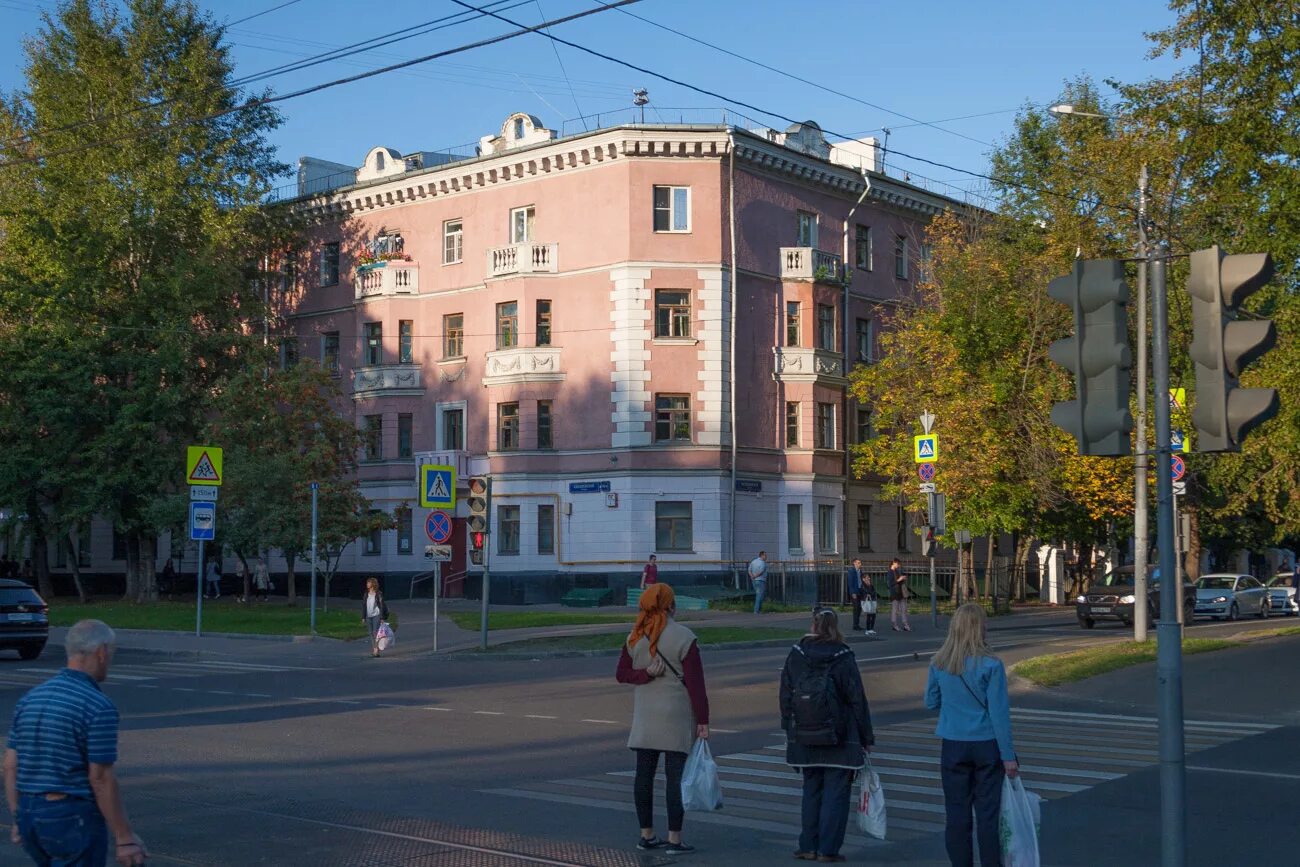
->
[627, 620, 698, 754]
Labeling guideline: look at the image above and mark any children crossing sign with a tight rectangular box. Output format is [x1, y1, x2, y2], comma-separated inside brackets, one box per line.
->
[420, 464, 455, 509]
[186, 446, 223, 486]
[913, 434, 939, 463]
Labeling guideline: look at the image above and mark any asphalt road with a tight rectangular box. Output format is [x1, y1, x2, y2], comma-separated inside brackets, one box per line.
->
[0, 606, 1291, 866]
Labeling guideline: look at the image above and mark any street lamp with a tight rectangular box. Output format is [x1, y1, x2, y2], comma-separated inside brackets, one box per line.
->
[1048, 103, 1111, 120]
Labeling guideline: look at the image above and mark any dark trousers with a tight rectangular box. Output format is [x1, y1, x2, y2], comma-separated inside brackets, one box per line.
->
[633, 748, 687, 833]
[850, 594, 861, 630]
[17, 794, 108, 867]
[799, 766, 854, 857]
[939, 738, 1005, 867]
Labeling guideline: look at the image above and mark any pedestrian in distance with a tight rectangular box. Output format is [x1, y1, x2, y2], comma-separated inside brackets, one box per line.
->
[640, 554, 658, 590]
[780, 607, 874, 863]
[615, 583, 709, 856]
[888, 558, 911, 632]
[361, 577, 389, 658]
[159, 558, 177, 598]
[204, 557, 221, 600]
[846, 558, 867, 632]
[253, 558, 271, 602]
[860, 566, 879, 637]
[749, 550, 768, 614]
[4, 619, 148, 866]
[925, 602, 1018, 867]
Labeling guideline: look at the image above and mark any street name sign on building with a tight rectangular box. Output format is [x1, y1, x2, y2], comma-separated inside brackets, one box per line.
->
[424, 544, 452, 561]
[426, 510, 453, 544]
[420, 465, 455, 509]
[735, 479, 762, 493]
[913, 434, 939, 463]
[569, 481, 611, 493]
[190, 486, 218, 502]
[189, 501, 216, 541]
[186, 446, 223, 486]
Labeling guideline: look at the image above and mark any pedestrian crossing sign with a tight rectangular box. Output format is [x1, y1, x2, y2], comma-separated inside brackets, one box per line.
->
[913, 434, 938, 464]
[420, 464, 455, 509]
[186, 445, 223, 486]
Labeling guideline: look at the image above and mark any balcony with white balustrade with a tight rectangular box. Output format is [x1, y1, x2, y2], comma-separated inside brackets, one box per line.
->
[486, 242, 558, 278]
[354, 261, 419, 300]
[779, 248, 843, 283]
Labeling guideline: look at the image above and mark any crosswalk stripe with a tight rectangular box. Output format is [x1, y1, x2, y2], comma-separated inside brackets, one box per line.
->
[1010, 710, 1272, 736]
[1008, 707, 1277, 730]
[878, 727, 1165, 759]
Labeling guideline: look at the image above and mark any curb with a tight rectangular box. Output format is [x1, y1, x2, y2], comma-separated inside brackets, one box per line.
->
[429, 636, 809, 661]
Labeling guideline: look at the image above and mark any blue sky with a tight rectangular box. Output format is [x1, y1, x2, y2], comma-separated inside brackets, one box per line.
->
[0, 0, 1186, 201]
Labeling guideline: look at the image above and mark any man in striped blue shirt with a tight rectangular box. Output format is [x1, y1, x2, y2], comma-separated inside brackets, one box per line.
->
[3, 620, 146, 866]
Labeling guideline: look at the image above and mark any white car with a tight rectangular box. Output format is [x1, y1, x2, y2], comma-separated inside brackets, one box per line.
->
[1193, 574, 1268, 621]
[1265, 573, 1299, 616]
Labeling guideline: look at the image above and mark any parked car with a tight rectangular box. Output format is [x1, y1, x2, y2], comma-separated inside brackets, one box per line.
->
[0, 579, 49, 660]
[1193, 574, 1268, 620]
[1076, 565, 1196, 629]
[1264, 573, 1299, 616]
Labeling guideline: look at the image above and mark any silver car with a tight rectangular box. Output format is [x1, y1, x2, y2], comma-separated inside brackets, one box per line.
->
[1265, 573, 1299, 615]
[1193, 574, 1268, 621]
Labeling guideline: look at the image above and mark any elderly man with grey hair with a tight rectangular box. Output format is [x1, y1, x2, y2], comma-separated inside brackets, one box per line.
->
[4, 620, 147, 866]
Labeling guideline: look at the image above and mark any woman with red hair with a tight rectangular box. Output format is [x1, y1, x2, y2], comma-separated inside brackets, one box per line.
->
[615, 583, 710, 855]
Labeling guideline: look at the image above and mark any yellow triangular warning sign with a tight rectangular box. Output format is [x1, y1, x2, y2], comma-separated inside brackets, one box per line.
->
[189, 451, 220, 482]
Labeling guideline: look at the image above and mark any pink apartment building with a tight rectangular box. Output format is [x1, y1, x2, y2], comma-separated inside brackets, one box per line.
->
[280, 112, 960, 601]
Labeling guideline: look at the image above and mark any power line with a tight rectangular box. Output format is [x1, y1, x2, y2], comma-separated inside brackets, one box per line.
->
[533, 0, 587, 129]
[224, 0, 306, 28]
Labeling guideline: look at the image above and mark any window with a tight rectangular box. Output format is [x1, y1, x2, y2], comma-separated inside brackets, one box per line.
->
[513, 116, 525, 139]
[442, 407, 464, 450]
[397, 508, 412, 554]
[498, 505, 520, 555]
[363, 415, 383, 461]
[364, 511, 382, 555]
[855, 404, 873, 444]
[785, 401, 800, 447]
[856, 504, 872, 552]
[855, 318, 874, 364]
[443, 313, 464, 358]
[443, 219, 463, 264]
[816, 403, 835, 449]
[816, 303, 836, 350]
[897, 505, 909, 551]
[319, 242, 339, 286]
[537, 504, 555, 555]
[894, 235, 909, 280]
[321, 331, 340, 375]
[655, 502, 693, 551]
[497, 402, 519, 450]
[818, 504, 836, 553]
[855, 224, 873, 271]
[496, 301, 518, 349]
[510, 206, 535, 244]
[655, 394, 691, 442]
[796, 210, 818, 247]
[537, 400, 553, 449]
[279, 338, 298, 370]
[364, 322, 382, 366]
[399, 320, 413, 363]
[536, 300, 552, 346]
[655, 290, 691, 338]
[653, 185, 690, 232]
[375, 151, 385, 171]
[785, 302, 801, 347]
[787, 503, 802, 552]
[398, 413, 413, 458]
[920, 242, 933, 281]
[279, 253, 297, 293]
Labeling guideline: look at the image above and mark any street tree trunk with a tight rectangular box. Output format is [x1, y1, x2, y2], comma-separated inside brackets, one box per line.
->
[139, 533, 157, 602]
[26, 492, 55, 600]
[285, 550, 298, 606]
[63, 534, 88, 603]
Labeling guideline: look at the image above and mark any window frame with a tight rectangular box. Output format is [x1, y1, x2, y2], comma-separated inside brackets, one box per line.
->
[321, 331, 340, 376]
[537, 504, 555, 555]
[654, 394, 691, 443]
[363, 321, 382, 366]
[397, 507, 413, 554]
[652, 185, 691, 233]
[398, 319, 413, 364]
[364, 510, 383, 556]
[894, 234, 909, 280]
[536, 299, 552, 347]
[854, 403, 873, 445]
[855, 317, 874, 364]
[440, 405, 465, 451]
[443, 313, 464, 359]
[816, 303, 836, 351]
[497, 505, 521, 555]
[655, 501, 693, 552]
[363, 414, 383, 461]
[855, 224, 873, 271]
[510, 205, 535, 244]
[397, 413, 413, 458]
[787, 503, 803, 553]
[654, 289, 692, 339]
[856, 504, 873, 552]
[796, 210, 818, 247]
[816, 402, 836, 450]
[897, 505, 909, 552]
[537, 400, 553, 449]
[496, 301, 518, 349]
[279, 338, 299, 371]
[443, 218, 463, 265]
[319, 242, 339, 287]
[785, 401, 800, 448]
[818, 504, 837, 553]
[497, 402, 520, 451]
[785, 301, 801, 347]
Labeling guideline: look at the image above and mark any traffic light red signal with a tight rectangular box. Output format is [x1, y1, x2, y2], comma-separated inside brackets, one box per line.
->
[470, 531, 485, 551]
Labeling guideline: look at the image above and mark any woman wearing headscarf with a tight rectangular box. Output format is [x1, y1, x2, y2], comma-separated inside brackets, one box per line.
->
[615, 583, 709, 856]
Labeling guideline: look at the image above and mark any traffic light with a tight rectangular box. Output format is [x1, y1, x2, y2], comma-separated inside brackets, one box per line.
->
[1187, 246, 1278, 452]
[469, 530, 486, 565]
[1047, 259, 1133, 456]
[467, 476, 490, 565]
[921, 525, 936, 558]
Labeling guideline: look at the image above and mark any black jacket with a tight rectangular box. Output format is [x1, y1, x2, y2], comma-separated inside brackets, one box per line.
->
[779, 637, 874, 768]
[362, 591, 389, 621]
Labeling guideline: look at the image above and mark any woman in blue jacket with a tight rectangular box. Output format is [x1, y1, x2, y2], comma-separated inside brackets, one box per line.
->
[925, 603, 1018, 867]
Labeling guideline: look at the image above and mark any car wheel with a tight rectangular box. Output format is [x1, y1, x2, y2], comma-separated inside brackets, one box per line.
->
[1080, 618, 1095, 630]
[17, 644, 43, 661]
[1228, 602, 1239, 622]
[1259, 599, 1269, 619]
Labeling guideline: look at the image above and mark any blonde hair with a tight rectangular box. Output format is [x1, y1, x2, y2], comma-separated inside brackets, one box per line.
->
[932, 603, 993, 675]
[365, 577, 380, 594]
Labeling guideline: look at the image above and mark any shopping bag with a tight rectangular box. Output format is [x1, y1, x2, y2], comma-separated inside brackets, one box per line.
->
[860, 599, 878, 615]
[680, 739, 723, 811]
[855, 765, 887, 839]
[376, 621, 395, 652]
[999, 776, 1042, 867]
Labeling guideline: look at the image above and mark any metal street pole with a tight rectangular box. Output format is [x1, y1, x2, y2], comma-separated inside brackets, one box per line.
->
[1134, 166, 1151, 642]
[433, 561, 441, 653]
[480, 477, 492, 652]
[927, 492, 938, 628]
[1151, 246, 1187, 867]
[195, 542, 205, 638]
[310, 481, 319, 636]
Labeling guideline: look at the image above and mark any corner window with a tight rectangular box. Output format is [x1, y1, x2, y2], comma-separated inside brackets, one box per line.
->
[654, 394, 691, 442]
[498, 505, 520, 555]
[496, 301, 518, 349]
[855, 224, 873, 271]
[655, 290, 691, 338]
[537, 400, 553, 449]
[364, 322, 382, 366]
[443, 313, 464, 358]
[364, 511, 382, 555]
[321, 331, 340, 376]
[655, 502, 693, 551]
[510, 206, 535, 244]
[399, 320, 413, 364]
[894, 235, 909, 280]
[398, 413, 413, 458]
[796, 211, 818, 247]
[363, 415, 383, 461]
[537, 504, 555, 555]
[785, 302, 800, 347]
[785, 402, 800, 448]
[816, 303, 836, 351]
[443, 219, 463, 264]
[787, 503, 802, 552]
[653, 185, 690, 232]
[816, 402, 835, 450]
[319, 242, 339, 287]
[855, 318, 874, 364]
[856, 504, 872, 552]
[497, 402, 519, 451]
[818, 504, 836, 553]
[536, 300, 552, 346]
[441, 407, 464, 450]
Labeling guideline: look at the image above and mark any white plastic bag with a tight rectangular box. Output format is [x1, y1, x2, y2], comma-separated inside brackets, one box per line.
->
[860, 598, 878, 614]
[680, 739, 723, 811]
[855, 765, 887, 839]
[999, 776, 1041, 866]
[376, 621, 395, 652]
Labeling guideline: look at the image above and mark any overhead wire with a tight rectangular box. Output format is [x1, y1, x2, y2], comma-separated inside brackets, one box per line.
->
[224, 0, 305, 28]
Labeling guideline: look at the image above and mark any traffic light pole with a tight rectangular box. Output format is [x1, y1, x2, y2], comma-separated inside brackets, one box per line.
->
[1150, 247, 1187, 867]
[1133, 166, 1151, 643]
[479, 476, 492, 652]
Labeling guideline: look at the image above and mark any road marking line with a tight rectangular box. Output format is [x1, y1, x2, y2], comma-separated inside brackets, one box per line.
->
[581, 719, 619, 725]
[524, 714, 558, 720]
[206, 691, 237, 695]
[422, 707, 451, 712]
[473, 710, 504, 716]
[333, 700, 362, 705]
[1010, 707, 1277, 730]
[1187, 765, 1300, 780]
[168, 661, 330, 671]
[243, 693, 272, 698]
[376, 703, 407, 708]
[133, 685, 159, 689]
[711, 728, 740, 734]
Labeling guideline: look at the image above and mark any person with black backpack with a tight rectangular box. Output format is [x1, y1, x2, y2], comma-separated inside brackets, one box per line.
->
[780, 607, 875, 863]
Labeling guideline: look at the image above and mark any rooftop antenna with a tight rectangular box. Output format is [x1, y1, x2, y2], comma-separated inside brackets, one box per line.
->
[633, 88, 649, 124]
[880, 127, 891, 174]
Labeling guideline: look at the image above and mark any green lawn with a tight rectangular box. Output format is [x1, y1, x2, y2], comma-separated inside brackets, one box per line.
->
[482, 626, 803, 653]
[1013, 637, 1236, 687]
[49, 600, 369, 640]
[446, 611, 633, 631]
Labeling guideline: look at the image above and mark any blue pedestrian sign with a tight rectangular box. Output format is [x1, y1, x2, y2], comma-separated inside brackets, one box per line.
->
[420, 464, 455, 509]
[1170, 430, 1190, 454]
[426, 510, 453, 544]
[189, 501, 216, 541]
